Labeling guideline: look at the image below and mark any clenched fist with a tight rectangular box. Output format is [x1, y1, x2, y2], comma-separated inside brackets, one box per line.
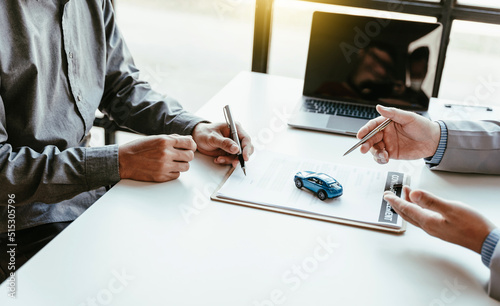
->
[118, 135, 197, 182]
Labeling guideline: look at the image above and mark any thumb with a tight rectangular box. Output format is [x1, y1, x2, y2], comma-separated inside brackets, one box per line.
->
[213, 133, 240, 155]
[409, 189, 450, 214]
[376, 105, 416, 126]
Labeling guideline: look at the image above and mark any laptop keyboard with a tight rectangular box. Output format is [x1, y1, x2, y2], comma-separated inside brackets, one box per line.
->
[302, 99, 379, 120]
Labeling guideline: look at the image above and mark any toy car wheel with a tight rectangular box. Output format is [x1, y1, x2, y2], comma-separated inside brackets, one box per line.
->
[317, 190, 327, 201]
[295, 178, 303, 189]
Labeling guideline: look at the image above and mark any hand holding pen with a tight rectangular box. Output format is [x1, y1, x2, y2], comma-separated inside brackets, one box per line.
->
[344, 118, 392, 156]
[190, 116, 253, 169]
[223, 105, 247, 175]
[348, 105, 442, 164]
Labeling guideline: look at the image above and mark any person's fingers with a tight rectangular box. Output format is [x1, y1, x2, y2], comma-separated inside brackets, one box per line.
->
[386, 189, 446, 236]
[375, 105, 417, 126]
[232, 157, 240, 168]
[402, 185, 412, 201]
[359, 130, 385, 154]
[211, 123, 253, 165]
[359, 144, 369, 154]
[214, 156, 225, 164]
[367, 139, 388, 163]
[172, 135, 197, 151]
[359, 142, 370, 154]
[172, 148, 195, 162]
[163, 160, 190, 173]
[242, 143, 254, 161]
[357, 116, 387, 140]
[214, 153, 243, 168]
[236, 122, 254, 160]
[175, 161, 190, 172]
[358, 105, 418, 143]
[165, 171, 181, 181]
[371, 149, 389, 164]
[386, 190, 442, 226]
[214, 155, 237, 165]
[207, 131, 240, 155]
[408, 189, 452, 215]
[384, 192, 422, 228]
[192, 121, 253, 167]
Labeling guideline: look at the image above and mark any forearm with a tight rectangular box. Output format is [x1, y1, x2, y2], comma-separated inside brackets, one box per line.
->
[100, 78, 206, 136]
[428, 120, 500, 174]
[0, 144, 120, 206]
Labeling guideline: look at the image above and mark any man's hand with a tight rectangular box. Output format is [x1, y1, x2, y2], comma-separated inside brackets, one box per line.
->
[118, 135, 197, 182]
[357, 105, 441, 164]
[192, 122, 254, 168]
[384, 186, 496, 254]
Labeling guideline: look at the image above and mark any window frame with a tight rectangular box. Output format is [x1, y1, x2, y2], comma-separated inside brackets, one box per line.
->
[251, 0, 500, 97]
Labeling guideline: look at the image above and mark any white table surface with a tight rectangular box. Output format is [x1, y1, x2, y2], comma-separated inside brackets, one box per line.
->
[2, 71, 500, 306]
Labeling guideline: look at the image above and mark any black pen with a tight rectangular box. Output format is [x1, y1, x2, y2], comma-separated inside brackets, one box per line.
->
[223, 105, 246, 175]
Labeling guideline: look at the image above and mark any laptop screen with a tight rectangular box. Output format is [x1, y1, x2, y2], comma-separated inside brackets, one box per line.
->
[303, 11, 442, 111]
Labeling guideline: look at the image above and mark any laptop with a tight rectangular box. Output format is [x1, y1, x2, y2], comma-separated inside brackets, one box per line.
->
[288, 11, 443, 136]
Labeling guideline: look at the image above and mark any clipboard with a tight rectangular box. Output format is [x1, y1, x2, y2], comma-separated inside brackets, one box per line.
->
[210, 151, 409, 234]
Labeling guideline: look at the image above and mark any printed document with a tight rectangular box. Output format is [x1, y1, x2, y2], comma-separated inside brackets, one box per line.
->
[215, 150, 407, 229]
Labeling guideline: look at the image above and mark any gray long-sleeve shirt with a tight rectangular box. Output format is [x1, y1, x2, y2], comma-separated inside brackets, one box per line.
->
[0, 0, 206, 232]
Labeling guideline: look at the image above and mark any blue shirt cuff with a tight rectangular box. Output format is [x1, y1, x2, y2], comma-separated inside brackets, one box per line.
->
[482, 228, 500, 267]
[425, 120, 448, 166]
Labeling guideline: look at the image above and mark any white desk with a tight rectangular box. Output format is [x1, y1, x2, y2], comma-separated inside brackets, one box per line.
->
[2, 72, 500, 305]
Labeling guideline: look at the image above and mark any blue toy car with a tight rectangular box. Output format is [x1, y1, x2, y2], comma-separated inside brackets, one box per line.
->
[294, 171, 343, 201]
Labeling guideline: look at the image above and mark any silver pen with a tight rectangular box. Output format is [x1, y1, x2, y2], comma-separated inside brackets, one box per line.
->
[343, 118, 392, 156]
[223, 105, 246, 175]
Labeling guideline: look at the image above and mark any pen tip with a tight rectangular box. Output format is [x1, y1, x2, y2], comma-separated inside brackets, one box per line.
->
[243, 168, 246, 176]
